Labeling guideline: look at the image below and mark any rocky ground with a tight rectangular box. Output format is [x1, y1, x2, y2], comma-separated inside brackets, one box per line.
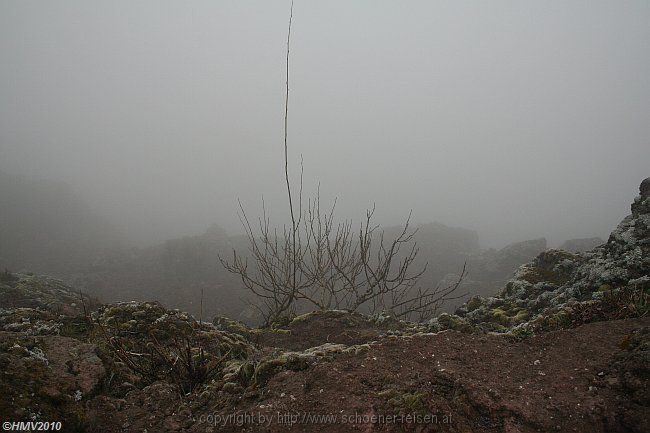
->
[0, 180, 648, 432]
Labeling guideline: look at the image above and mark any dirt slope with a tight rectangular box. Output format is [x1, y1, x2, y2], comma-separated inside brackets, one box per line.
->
[78, 317, 648, 433]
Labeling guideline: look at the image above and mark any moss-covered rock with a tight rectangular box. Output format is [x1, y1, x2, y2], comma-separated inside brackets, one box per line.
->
[465, 296, 484, 312]
[429, 313, 474, 333]
[253, 342, 370, 385]
[213, 316, 252, 339]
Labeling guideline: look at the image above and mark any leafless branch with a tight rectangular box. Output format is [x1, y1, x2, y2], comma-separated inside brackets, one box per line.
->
[220, 1, 462, 325]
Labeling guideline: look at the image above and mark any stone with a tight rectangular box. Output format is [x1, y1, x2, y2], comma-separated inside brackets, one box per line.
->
[640, 177, 650, 197]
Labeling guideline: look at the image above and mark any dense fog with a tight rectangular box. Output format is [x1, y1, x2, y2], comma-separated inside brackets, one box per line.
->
[2, 1, 648, 250]
[1, 1, 649, 322]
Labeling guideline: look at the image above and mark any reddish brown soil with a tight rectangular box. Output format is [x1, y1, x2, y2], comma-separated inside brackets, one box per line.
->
[254, 311, 403, 350]
[86, 317, 649, 433]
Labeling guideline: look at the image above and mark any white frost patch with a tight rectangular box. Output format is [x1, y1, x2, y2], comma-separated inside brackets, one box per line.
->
[28, 346, 49, 366]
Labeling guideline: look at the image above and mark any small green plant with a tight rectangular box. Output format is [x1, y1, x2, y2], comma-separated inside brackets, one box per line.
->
[379, 389, 430, 415]
[510, 325, 534, 339]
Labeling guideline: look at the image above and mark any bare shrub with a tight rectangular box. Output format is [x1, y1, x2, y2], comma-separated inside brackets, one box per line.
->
[101, 325, 230, 394]
[222, 195, 465, 325]
[95, 303, 248, 394]
[221, 2, 464, 325]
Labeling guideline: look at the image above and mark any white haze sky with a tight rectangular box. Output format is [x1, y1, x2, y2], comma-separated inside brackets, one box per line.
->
[1, 1, 649, 248]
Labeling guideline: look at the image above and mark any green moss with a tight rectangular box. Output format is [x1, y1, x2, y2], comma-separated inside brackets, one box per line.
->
[237, 361, 255, 385]
[510, 325, 534, 339]
[288, 311, 318, 324]
[491, 306, 529, 326]
[466, 296, 484, 312]
[270, 315, 293, 329]
[221, 382, 242, 393]
[251, 342, 369, 386]
[532, 306, 574, 331]
[380, 389, 429, 415]
[437, 313, 473, 333]
[491, 308, 510, 326]
[253, 358, 287, 385]
[512, 308, 529, 324]
[213, 316, 252, 338]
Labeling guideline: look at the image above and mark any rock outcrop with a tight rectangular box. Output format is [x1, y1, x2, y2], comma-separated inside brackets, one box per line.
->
[436, 179, 649, 335]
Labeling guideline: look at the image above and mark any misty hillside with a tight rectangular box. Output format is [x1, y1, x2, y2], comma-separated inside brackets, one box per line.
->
[0, 169, 607, 323]
[66, 224, 245, 321]
[66, 219, 544, 322]
[0, 170, 538, 321]
[0, 171, 123, 275]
